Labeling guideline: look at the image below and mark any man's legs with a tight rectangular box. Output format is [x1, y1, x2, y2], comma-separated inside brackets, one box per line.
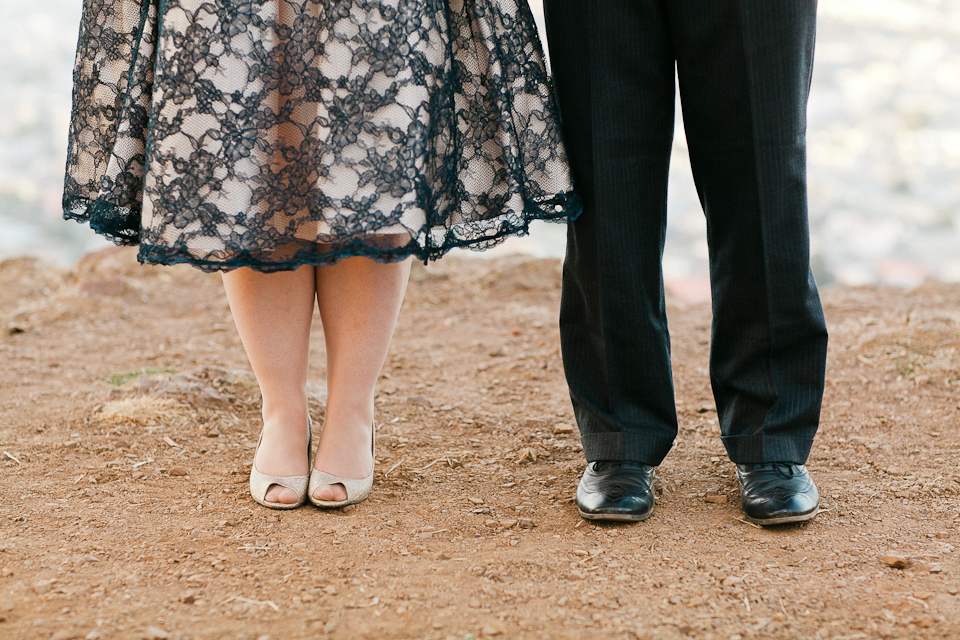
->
[668, 0, 828, 465]
[546, 0, 827, 523]
[545, 0, 679, 467]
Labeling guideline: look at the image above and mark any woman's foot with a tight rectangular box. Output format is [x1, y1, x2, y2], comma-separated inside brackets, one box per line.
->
[311, 419, 374, 502]
[254, 416, 311, 505]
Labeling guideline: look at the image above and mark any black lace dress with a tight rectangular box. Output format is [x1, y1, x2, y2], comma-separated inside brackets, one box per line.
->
[62, 0, 580, 272]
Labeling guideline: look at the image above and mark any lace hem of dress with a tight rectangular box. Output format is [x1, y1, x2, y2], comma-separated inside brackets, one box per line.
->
[63, 195, 140, 247]
[64, 192, 582, 272]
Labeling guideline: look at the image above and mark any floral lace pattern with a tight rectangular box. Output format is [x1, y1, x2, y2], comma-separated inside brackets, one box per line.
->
[63, 0, 580, 271]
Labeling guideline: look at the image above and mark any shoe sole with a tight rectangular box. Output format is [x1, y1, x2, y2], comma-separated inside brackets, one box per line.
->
[744, 507, 819, 526]
[578, 508, 653, 523]
[251, 496, 306, 510]
[310, 495, 370, 509]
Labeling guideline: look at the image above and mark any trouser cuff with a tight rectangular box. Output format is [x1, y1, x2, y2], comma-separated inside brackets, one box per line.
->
[720, 434, 814, 465]
[577, 412, 675, 466]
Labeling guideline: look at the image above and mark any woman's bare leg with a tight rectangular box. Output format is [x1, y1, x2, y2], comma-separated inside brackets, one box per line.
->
[312, 256, 411, 502]
[221, 266, 315, 505]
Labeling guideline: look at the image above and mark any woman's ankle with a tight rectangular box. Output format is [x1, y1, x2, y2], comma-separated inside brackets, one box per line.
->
[260, 397, 310, 432]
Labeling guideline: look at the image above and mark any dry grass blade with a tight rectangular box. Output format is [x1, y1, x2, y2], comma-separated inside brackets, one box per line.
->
[384, 457, 405, 476]
[220, 595, 279, 611]
[415, 456, 449, 472]
[734, 517, 762, 530]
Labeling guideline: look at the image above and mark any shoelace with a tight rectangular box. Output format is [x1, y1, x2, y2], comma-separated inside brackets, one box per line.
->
[751, 462, 800, 479]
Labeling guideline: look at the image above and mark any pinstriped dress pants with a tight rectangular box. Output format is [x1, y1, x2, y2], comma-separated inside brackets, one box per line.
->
[544, 0, 829, 465]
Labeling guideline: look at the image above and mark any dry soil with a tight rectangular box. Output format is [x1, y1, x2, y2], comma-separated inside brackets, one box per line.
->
[1, 248, 958, 640]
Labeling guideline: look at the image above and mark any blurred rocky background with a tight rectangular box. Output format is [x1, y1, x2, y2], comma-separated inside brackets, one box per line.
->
[2, 1, 959, 301]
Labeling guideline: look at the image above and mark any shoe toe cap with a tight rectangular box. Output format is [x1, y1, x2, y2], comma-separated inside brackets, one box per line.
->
[577, 488, 654, 517]
[742, 489, 819, 521]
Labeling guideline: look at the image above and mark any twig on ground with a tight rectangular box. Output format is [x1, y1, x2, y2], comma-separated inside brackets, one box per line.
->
[734, 517, 762, 529]
[221, 595, 279, 611]
[347, 597, 380, 609]
[384, 458, 405, 476]
[3, 450, 21, 465]
[416, 456, 448, 472]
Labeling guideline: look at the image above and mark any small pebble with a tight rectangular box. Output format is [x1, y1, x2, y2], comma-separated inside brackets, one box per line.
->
[912, 616, 936, 629]
[32, 579, 55, 595]
[144, 626, 171, 640]
[883, 554, 908, 569]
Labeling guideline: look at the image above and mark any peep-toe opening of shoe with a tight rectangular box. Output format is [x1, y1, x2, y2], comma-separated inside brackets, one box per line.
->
[309, 421, 375, 508]
[249, 417, 312, 510]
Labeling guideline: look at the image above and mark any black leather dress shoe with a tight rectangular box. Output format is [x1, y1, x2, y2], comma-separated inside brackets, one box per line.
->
[737, 463, 819, 525]
[576, 461, 656, 522]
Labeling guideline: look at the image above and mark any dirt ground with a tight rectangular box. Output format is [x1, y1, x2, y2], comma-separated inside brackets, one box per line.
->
[0, 247, 958, 640]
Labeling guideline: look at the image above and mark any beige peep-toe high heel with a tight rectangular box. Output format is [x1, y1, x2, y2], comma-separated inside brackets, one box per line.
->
[249, 418, 312, 510]
[309, 422, 375, 508]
